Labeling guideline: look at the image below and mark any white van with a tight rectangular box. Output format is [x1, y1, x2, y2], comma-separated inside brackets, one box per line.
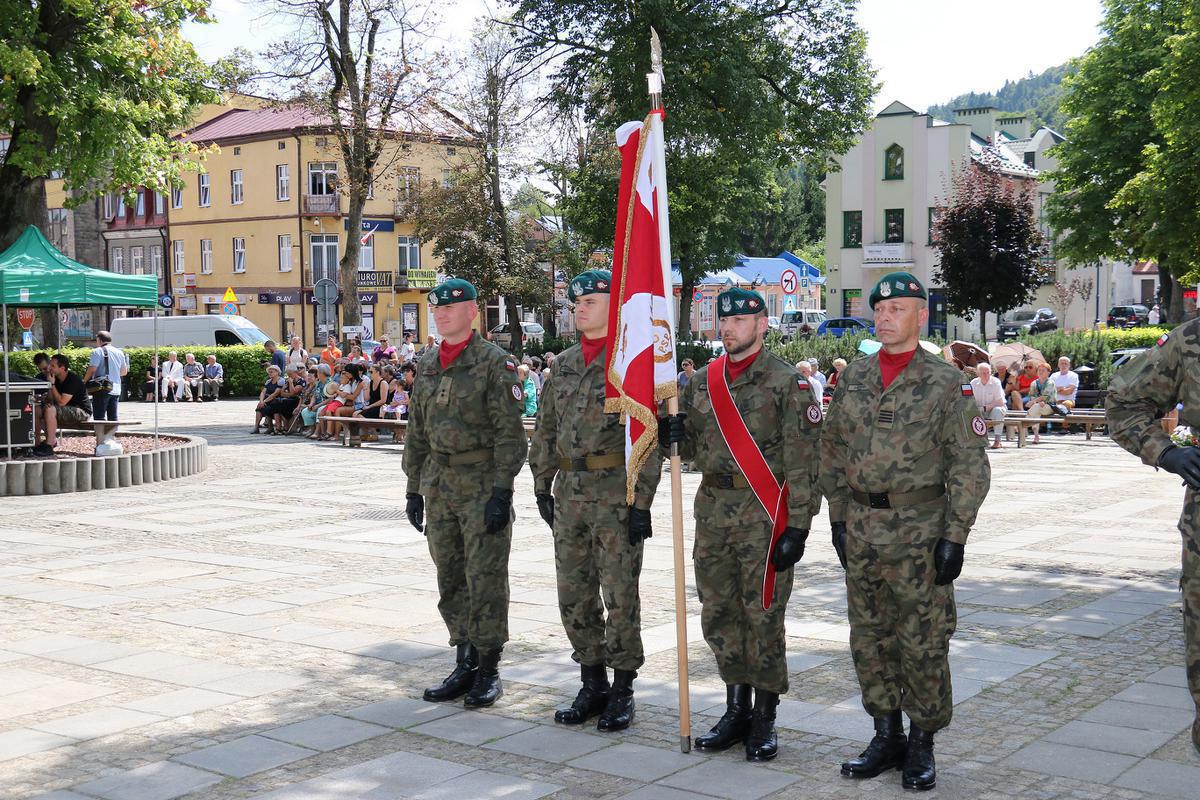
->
[110, 315, 273, 348]
[779, 309, 827, 340]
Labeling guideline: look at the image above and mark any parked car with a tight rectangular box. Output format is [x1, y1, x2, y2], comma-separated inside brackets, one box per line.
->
[489, 321, 546, 349]
[997, 308, 1058, 340]
[816, 317, 875, 338]
[767, 315, 781, 332]
[779, 309, 827, 340]
[1107, 304, 1151, 328]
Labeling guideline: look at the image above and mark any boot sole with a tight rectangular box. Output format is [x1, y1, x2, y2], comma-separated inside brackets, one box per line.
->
[422, 685, 473, 703]
[464, 688, 503, 708]
[597, 717, 632, 732]
[902, 779, 935, 791]
[745, 749, 778, 762]
[841, 763, 904, 779]
[694, 737, 745, 752]
[555, 705, 606, 725]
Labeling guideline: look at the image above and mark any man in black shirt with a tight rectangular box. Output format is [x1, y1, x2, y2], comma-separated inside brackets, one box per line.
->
[34, 354, 91, 456]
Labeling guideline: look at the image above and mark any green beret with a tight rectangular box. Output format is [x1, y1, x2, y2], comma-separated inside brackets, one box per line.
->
[567, 269, 612, 302]
[869, 271, 927, 309]
[716, 286, 766, 318]
[428, 278, 477, 307]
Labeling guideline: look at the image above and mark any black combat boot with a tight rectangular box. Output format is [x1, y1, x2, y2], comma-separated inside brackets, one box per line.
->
[597, 669, 636, 731]
[902, 724, 936, 791]
[464, 648, 503, 708]
[744, 689, 779, 762]
[841, 711, 907, 778]
[695, 684, 752, 751]
[422, 643, 477, 702]
[555, 663, 610, 725]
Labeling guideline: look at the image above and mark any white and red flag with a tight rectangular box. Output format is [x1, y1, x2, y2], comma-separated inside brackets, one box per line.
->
[605, 115, 678, 504]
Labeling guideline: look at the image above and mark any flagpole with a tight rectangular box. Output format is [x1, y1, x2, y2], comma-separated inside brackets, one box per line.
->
[648, 34, 691, 755]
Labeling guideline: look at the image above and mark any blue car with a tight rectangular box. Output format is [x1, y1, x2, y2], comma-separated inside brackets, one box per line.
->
[816, 317, 875, 338]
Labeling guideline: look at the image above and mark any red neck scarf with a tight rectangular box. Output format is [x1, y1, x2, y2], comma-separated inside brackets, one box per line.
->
[581, 336, 606, 366]
[879, 347, 917, 390]
[725, 347, 761, 382]
[439, 332, 474, 369]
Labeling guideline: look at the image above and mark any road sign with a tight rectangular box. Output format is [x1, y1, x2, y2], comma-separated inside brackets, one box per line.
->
[314, 278, 338, 305]
[780, 269, 798, 295]
[221, 301, 238, 315]
[184, 273, 197, 288]
[222, 287, 238, 303]
[342, 325, 366, 336]
[21, 331, 32, 348]
[784, 295, 797, 311]
[159, 294, 175, 309]
[16, 308, 34, 330]
[692, 289, 705, 302]
[800, 275, 810, 290]
[172, 287, 188, 296]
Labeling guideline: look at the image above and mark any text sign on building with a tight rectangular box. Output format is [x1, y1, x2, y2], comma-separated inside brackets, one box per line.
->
[356, 271, 394, 289]
[407, 268, 437, 289]
[862, 243, 909, 262]
[257, 291, 302, 305]
[343, 218, 396, 233]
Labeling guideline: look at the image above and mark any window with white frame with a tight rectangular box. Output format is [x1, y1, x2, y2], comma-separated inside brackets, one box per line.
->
[154, 191, 165, 215]
[200, 239, 213, 274]
[130, 246, 144, 275]
[103, 193, 115, 220]
[400, 167, 420, 199]
[47, 208, 69, 251]
[172, 239, 185, 273]
[442, 168, 452, 188]
[116, 194, 127, 218]
[198, 173, 211, 207]
[308, 162, 337, 195]
[358, 234, 375, 269]
[232, 237, 246, 273]
[171, 185, 182, 209]
[231, 169, 244, 204]
[310, 234, 338, 283]
[276, 164, 290, 200]
[111, 247, 124, 274]
[278, 234, 293, 271]
[150, 245, 163, 276]
[135, 189, 146, 217]
[397, 236, 421, 272]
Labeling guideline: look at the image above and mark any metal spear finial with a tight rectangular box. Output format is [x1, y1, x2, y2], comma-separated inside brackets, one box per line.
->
[650, 27, 664, 85]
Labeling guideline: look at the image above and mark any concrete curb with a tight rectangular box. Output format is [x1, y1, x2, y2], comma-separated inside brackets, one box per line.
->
[0, 434, 207, 497]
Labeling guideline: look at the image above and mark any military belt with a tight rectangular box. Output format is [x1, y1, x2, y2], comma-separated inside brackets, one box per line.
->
[701, 472, 783, 491]
[430, 448, 492, 467]
[558, 453, 624, 471]
[851, 485, 945, 510]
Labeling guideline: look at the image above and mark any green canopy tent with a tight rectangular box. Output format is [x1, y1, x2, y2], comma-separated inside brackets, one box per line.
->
[1, 225, 159, 455]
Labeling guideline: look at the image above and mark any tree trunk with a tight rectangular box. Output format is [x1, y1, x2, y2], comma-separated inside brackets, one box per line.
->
[1160, 261, 1184, 324]
[0, 169, 48, 253]
[504, 296, 523, 355]
[979, 306, 988, 343]
[339, 186, 364, 333]
[677, 249, 694, 341]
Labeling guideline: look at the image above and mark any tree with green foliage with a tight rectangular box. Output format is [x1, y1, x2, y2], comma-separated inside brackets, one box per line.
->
[1046, 0, 1188, 322]
[926, 63, 1074, 131]
[932, 157, 1048, 340]
[0, 0, 218, 250]
[739, 165, 825, 257]
[507, 0, 874, 339]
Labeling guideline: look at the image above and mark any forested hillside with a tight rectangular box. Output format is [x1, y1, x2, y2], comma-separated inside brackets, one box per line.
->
[927, 63, 1073, 132]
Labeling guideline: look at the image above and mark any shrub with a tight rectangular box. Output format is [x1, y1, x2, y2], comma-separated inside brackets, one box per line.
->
[526, 334, 579, 356]
[1098, 326, 1171, 349]
[770, 330, 883, 374]
[676, 340, 718, 370]
[1018, 330, 1112, 387]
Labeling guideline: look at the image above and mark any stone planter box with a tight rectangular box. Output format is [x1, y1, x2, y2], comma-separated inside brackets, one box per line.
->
[0, 434, 207, 497]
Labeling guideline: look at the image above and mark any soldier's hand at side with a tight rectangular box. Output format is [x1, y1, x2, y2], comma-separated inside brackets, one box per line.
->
[627, 507, 653, 546]
[658, 413, 687, 447]
[831, 521, 848, 570]
[1159, 445, 1200, 490]
[771, 527, 808, 571]
[405, 493, 425, 534]
[933, 538, 964, 585]
[483, 487, 514, 535]
[535, 492, 555, 528]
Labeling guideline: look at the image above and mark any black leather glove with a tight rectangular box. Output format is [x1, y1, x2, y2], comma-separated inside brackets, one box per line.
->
[1160, 445, 1200, 491]
[535, 492, 555, 528]
[658, 413, 687, 447]
[405, 492, 424, 534]
[483, 487, 514, 535]
[770, 527, 809, 571]
[933, 538, 965, 585]
[628, 506, 653, 546]
[831, 521, 848, 570]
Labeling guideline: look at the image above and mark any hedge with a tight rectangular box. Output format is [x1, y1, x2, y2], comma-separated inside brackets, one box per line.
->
[1097, 326, 1171, 349]
[3, 345, 272, 397]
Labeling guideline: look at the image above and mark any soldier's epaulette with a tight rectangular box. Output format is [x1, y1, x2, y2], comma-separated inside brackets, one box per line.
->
[1157, 332, 1170, 347]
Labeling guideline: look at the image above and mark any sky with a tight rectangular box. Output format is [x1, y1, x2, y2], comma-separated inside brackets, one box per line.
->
[184, 0, 1105, 114]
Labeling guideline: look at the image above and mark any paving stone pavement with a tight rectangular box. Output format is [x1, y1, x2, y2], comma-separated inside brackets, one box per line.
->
[1, 399, 1198, 799]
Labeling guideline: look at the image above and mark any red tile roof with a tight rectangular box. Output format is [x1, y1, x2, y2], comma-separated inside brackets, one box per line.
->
[183, 107, 331, 142]
[1132, 260, 1159, 275]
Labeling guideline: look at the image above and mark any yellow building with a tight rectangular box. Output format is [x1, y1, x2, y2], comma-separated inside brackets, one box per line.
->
[167, 104, 472, 345]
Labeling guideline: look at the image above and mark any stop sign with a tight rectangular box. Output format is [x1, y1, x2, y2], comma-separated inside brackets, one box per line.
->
[16, 308, 34, 330]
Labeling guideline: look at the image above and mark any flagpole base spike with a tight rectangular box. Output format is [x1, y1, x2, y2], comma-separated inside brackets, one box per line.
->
[680, 735, 691, 754]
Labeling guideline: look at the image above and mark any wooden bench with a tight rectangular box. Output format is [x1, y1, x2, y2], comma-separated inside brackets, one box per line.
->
[318, 416, 538, 448]
[1003, 410, 1108, 447]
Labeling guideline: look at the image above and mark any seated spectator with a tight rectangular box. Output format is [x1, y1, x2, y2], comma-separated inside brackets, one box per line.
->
[1015, 361, 1038, 409]
[348, 344, 369, 364]
[355, 363, 389, 420]
[399, 362, 416, 400]
[252, 364, 286, 434]
[517, 364, 538, 417]
[160, 351, 185, 401]
[808, 357, 827, 385]
[1024, 362, 1056, 444]
[320, 335, 342, 368]
[267, 365, 305, 434]
[33, 353, 92, 456]
[970, 362, 1008, 449]
[142, 355, 160, 402]
[796, 360, 823, 405]
[201, 355, 224, 401]
[994, 362, 1019, 410]
[372, 335, 396, 364]
[1050, 356, 1080, 435]
[181, 353, 204, 402]
[29, 352, 52, 419]
[382, 366, 408, 420]
[317, 365, 363, 440]
[301, 364, 333, 438]
[828, 357, 848, 390]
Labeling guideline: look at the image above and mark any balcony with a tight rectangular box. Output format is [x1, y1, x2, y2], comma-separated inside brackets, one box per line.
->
[304, 194, 340, 215]
[394, 197, 415, 220]
[862, 242, 913, 265]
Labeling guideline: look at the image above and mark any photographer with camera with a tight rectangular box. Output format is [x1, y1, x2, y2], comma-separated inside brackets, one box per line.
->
[82, 331, 128, 420]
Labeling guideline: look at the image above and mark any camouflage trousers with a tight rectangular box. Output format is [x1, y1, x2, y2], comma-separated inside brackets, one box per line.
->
[1180, 493, 1199, 719]
[424, 466, 512, 652]
[553, 496, 645, 671]
[694, 485, 793, 694]
[845, 522, 957, 732]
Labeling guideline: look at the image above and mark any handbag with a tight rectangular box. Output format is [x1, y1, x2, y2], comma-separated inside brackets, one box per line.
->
[85, 346, 114, 396]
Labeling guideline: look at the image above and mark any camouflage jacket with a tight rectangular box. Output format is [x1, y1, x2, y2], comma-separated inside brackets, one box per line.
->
[820, 347, 990, 544]
[1107, 318, 1200, 468]
[529, 343, 662, 510]
[678, 350, 822, 529]
[402, 334, 528, 495]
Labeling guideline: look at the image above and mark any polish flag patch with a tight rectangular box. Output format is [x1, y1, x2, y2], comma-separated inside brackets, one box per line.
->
[961, 384, 974, 397]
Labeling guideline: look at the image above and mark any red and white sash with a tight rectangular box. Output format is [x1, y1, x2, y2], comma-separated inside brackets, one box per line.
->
[708, 354, 789, 610]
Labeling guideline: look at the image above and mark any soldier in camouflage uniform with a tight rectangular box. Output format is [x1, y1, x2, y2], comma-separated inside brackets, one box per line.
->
[1107, 318, 1200, 755]
[529, 269, 661, 731]
[662, 286, 822, 761]
[821, 271, 991, 791]
[403, 278, 528, 709]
